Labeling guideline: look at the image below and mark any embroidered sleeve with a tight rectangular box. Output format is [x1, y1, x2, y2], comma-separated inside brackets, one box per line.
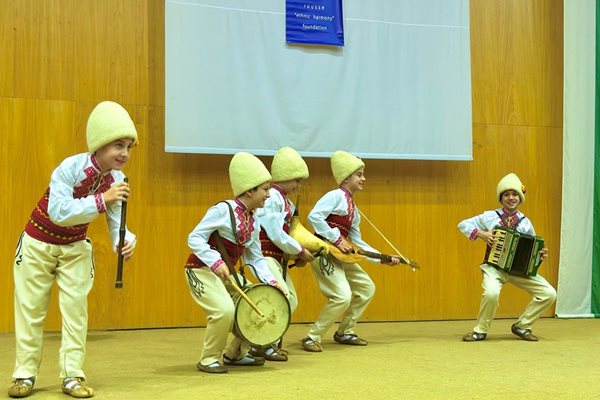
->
[47, 155, 103, 226]
[255, 194, 303, 255]
[210, 259, 225, 273]
[95, 193, 106, 213]
[308, 190, 345, 243]
[458, 210, 504, 241]
[188, 204, 231, 268]
[468, 228, 479, 241]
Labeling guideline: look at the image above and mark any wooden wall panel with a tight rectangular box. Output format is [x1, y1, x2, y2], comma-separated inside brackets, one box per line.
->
[471, 0, 563, 127]
[0, 2, 15, 97]
[0, 0, 563, 332]
[0, 99, 14, 331]
[13, 0, 77, 100]
[73, 0, 151, 104]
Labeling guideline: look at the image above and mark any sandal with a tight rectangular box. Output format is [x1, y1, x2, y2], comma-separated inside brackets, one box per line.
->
[8, 378, 35, 398]
[333, 332, 368, 346]
[263, 345, 288, 361]
[196, 361, 228, 373]
[62, 377, 94, 398]
[250, 345, 288, 361]
[274, 341, 289, 356]
[462, 331, 487, 342]
[223, 354, 265, 366]
[511, 324, 538, 341]
[301, 337, 323, 352]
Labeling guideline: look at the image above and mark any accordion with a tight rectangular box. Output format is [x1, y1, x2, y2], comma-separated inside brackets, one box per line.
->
[485, 227, 544, 277]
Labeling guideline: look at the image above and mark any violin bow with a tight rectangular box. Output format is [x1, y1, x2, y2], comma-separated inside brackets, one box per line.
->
[357, 209, 412, 266]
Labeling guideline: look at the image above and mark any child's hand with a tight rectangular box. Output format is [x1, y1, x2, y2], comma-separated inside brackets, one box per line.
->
[386, 256, 401, 266]
[476, 230, 496, 247]
[120, 240, 135, 260]
[213, 264, 230, 282]
[539, 248, 548, 261]
[337, 238, 353, 254]
[297, 249, 315, 263]
[271, 281, 289, 296]
[103, 182, 130, 206]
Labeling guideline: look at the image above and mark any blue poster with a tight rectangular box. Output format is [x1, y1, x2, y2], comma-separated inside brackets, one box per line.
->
[286, 0, 344, 46]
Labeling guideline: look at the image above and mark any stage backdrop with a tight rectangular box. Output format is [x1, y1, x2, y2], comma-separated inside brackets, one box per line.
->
[0, 0, 563, 332]
[165, 0, 472, 160]
[556, 0, 600, 317]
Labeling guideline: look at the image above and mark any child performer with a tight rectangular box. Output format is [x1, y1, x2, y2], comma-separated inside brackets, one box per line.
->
[184, 152, 286, 373]
[458, 173, 556, 342]
[9, 101, 138, 398]
[301, 151, 400, 352]
[254, 147, 315, 361]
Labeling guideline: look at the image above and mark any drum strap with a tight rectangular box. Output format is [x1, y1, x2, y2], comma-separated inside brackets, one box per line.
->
[281, 254, 290, 281]
[213, 201, 246, 288]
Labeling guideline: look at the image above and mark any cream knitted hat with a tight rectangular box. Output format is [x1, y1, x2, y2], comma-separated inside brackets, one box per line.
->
[229, 152, 272, 197]
[331, 151, 365, 185]
[496, 173, 526, 203]
[86, 101, 138, 154]
[271, 147, 309, 182]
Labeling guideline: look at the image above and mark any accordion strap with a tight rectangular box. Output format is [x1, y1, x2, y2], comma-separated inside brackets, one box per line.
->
[495, 210, 525, 230]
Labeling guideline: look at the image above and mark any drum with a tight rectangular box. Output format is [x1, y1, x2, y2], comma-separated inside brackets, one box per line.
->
[233, 284, 291, 347]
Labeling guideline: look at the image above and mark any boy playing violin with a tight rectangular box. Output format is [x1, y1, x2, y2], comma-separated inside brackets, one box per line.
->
[301, 151, 400, 352]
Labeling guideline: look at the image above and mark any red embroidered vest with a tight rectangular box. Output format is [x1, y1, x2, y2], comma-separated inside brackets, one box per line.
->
[24, 169, 114, 245]
[185, 232, 245, 269]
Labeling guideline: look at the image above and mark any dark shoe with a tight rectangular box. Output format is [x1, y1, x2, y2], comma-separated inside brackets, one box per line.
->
[333, 332, 368, 346]
[196, 361, 228, 374]
[8, 378, 35, 398]
[223, 354, 265, 366]
[511, 324, 538, 341]
[301, 337, 323, 352]
[462, 331, 487, 342]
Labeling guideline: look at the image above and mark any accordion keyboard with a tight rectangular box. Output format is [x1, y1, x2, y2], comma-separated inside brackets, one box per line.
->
[484, 227, 544, 277]
[488, 229, 508, 265]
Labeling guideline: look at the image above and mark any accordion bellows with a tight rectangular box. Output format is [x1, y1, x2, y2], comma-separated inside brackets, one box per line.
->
[486, 227, 544, 277]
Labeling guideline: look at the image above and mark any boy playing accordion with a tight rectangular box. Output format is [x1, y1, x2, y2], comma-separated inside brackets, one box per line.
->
[458, 173, 555, 342]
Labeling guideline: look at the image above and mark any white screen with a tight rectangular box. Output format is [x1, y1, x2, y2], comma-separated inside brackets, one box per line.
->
[165, 0, 472, 160]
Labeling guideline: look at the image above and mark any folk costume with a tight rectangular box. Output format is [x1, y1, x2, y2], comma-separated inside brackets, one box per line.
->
[185, 152, 277, 373]
[302, 151, 380, 351]
[458, 173, 556, 341]
[253, 147, 309, 360]
[256, 147, 310, 315]
[10, 101, 137, 398]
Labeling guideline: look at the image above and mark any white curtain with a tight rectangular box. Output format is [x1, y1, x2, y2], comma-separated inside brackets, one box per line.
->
[165, 0, 472, 160]
[556, 0, 597, 317]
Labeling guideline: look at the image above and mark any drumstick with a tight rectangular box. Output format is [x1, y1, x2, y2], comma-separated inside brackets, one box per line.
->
[115, 177, 128, 288]
[358, 209, 411, 265]
[227, 276, 265, 317]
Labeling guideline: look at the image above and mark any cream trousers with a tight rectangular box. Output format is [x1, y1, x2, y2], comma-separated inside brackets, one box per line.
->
[473, 263, 557, 333]
[13, 233, 95, 379]
[264, 256, 298, 314]
[184, 268, 250, 366]
[306, 256, 375, 343]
